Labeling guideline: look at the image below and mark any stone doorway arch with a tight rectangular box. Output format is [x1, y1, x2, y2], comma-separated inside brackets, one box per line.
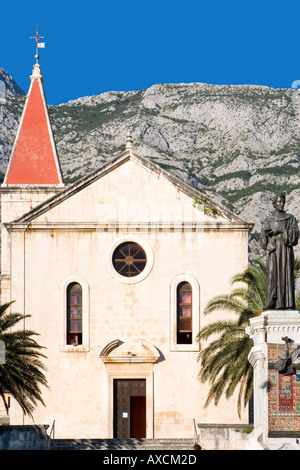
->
[100, 339, 160, 438]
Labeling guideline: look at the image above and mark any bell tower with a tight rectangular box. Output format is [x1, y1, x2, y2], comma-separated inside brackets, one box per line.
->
[0, 29, 64, 304]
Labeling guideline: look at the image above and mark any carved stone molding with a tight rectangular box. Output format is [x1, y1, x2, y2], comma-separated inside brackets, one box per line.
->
[99, 339, 160, 364]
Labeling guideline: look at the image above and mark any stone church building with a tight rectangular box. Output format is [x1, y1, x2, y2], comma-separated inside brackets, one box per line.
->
[0, 60, 253, 439]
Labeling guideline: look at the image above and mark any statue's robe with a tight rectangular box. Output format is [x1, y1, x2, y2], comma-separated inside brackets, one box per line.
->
[260, 211, 299, 309]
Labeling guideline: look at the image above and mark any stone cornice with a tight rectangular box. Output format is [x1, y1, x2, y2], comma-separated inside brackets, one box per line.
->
[0, 185, 64, 193]
[3, 152, 253, 231]
[4, 221, 253, 233]
[246, 310, 300, 366]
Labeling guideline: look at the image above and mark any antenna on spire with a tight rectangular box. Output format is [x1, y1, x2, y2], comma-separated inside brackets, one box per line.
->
[30, 26, 45, 63]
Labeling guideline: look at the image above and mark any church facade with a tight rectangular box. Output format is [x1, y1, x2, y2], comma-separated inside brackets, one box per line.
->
[0, 61, 253, 439]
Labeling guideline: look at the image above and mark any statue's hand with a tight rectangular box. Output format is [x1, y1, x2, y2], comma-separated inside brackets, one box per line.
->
[269, 229, 282, 237]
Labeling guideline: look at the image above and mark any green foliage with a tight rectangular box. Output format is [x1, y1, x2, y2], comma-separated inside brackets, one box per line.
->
[49, 90, 144, 136]
[221, 180, 300, 205]
[193, 197, 218, 215]
[0, 302, 48, 419]
[158, 162, 181, 172]
[209, 170, 252, 186]
[250, 231, 261, 242]
[240, 426, 254, 434]
[256, 164, 299, 177]
[269, 144, 297, 156]
[160, 114, 190, 124]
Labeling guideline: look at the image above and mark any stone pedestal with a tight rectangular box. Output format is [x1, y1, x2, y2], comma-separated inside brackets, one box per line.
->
[245, 310, 300, 450]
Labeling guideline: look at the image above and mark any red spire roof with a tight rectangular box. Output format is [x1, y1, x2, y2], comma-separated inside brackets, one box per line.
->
[4, 63, 63, 185]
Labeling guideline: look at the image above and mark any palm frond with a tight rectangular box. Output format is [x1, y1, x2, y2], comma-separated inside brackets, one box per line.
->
[0, 303, 48, 419]
[197, 257, 268, 417]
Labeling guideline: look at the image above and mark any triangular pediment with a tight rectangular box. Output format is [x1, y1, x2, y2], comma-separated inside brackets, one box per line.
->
[5, 151, 252, 230]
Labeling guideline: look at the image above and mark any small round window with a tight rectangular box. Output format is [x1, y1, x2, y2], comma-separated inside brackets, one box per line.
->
[112, 242, 147, 278]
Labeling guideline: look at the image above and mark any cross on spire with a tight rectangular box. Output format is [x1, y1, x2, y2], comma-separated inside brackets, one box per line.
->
[30, 27, 45, 63]
[3, 28, 63, 185]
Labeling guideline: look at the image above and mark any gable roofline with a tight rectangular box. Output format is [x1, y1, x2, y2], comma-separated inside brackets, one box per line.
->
[4, 150, 253, 230]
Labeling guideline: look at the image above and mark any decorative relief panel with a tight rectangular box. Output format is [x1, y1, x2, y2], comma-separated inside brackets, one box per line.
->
[268, 343, 300, 434]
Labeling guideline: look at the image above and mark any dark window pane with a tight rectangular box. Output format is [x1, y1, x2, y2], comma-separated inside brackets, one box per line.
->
[69, 293, 82, 305]
[69, 283, 81, 292]
[179, 292, 192, 304]
[178, 282, 191, 292]
[112, 242, 147, 278]
[67, 333, 82, 346]
[69, 306, 82, 318]
[177, 332, 192, 344]
[67, 283, 83, 345]
[68, 320, 82, 333]
[178, 306, 192, 318]
[178, 317, 192, 332]
[177, 282, 192, 344]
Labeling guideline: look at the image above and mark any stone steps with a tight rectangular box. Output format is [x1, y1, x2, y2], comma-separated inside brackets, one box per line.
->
[51, 438, 196, 451]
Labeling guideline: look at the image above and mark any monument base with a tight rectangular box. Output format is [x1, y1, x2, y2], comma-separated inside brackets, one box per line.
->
[245, 310, 300, 450]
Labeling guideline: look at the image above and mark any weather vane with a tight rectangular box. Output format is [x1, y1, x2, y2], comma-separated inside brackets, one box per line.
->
[30, 27, 45, 63]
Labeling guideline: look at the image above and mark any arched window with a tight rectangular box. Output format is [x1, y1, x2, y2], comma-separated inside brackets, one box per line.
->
[170, 274, 199, 351]
[67, 282, 82, 346]
[177, 282, 192, 344]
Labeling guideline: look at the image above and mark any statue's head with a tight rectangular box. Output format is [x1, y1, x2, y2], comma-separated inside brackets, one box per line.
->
[272, 193, 285, 212]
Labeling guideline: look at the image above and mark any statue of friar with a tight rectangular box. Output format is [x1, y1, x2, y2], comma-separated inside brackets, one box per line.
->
[260, 193, 299, 310]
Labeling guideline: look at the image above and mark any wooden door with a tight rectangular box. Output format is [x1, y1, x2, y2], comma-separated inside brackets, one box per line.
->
[130, 396, 146, 438]
[113, 379, 146, 438]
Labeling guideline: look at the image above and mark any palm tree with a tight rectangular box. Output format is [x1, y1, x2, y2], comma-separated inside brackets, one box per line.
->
[197, 256, 300, 417]
[197, 258, 267, 418]
[0, 302, 48, 419]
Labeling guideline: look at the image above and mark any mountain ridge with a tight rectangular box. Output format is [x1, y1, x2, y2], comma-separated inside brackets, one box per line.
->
[1, 67, 300, 257]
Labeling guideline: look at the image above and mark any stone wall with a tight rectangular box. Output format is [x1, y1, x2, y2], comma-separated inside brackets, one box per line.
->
[0, 425, 49, 450]
[197, 424, 252, 450]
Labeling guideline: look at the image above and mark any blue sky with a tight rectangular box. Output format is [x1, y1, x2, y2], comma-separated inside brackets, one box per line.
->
[1, 0, 299, 105]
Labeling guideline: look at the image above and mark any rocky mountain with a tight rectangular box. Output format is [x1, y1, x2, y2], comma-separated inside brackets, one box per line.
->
[1, 66, 300, 257]
[0, 68, 25, 96]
